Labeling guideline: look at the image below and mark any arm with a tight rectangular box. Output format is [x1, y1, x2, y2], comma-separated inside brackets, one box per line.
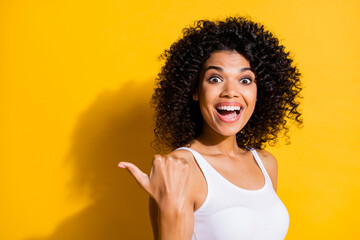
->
[257, 149, 278, 192]
[149, 196, 194, 240]
[149, 197, 159, 240]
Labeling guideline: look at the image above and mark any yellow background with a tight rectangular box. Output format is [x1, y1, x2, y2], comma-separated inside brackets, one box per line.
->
[1, 0, 360, 239]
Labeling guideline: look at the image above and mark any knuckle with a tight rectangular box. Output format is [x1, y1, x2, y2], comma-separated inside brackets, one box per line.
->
[182, 161, 190, 169]
[182, 160, 189, 167]
[152, 155, 163, 164]
[177, 158, 189, 168]
[175, 158, 184, 164]
[164, 155, 174, 161]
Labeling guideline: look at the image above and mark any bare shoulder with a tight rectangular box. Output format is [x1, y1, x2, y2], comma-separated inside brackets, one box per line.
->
[256, 149, 278, 191]
[256, 149, 278, 169]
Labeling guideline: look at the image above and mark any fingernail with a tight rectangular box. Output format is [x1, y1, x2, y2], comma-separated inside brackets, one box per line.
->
[118, 162, 125, 168]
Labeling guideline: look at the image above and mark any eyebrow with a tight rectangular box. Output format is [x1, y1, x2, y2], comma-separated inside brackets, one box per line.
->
[204, 65, 252, 73]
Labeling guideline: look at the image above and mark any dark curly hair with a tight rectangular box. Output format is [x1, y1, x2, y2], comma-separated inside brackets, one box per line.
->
[151, 17, 302, 152]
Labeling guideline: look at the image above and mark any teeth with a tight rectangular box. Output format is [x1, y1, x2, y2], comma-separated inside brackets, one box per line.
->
[217, 105, 241, 111]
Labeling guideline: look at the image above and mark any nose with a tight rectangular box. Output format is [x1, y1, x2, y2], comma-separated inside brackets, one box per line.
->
[220, 80, 239, 98]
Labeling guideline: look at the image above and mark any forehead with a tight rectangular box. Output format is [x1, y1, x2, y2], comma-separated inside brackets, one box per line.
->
[203, 50, 250, 69]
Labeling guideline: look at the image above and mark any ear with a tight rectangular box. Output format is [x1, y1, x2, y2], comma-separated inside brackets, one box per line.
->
[192, 92, 199, 101]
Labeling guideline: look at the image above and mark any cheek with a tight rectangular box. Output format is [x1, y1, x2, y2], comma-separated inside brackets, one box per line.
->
[199, 85, 217, 105]
[198, 89, 217, 120]
[243, 87, 257, 106]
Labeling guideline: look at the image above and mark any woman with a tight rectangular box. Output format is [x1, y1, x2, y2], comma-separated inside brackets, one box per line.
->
[118, 17, 302, 240]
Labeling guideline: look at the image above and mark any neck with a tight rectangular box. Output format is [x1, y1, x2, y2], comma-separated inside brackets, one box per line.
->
[192, 123, 243, 156]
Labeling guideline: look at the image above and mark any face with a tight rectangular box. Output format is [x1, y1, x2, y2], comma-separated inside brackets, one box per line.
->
[194, 50, 257, 137]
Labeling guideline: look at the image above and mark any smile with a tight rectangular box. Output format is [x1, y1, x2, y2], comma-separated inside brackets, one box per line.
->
[215, 103, 242, 123]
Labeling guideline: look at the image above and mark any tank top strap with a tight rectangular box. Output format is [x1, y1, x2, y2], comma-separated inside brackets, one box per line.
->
[247, 147, 273, 188]
[176, 146, 273, 191]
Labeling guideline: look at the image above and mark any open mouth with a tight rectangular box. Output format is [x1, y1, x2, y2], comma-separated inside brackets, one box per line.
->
[216, 105, 241, 122]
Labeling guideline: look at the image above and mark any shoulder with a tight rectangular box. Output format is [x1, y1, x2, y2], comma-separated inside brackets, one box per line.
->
[255, 149, 278, 191]
[256, 149, 278, 169]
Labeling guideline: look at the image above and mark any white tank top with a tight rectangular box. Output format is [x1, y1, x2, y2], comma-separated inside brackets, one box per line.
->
[176, 147, 289, 240]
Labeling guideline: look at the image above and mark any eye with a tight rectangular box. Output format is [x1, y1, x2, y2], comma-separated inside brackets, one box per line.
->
[240, 77, 253, 85]
[208, 75, 222, 83]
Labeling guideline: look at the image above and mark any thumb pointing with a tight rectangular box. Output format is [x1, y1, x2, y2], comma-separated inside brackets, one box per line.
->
[118, 162, 151, 193]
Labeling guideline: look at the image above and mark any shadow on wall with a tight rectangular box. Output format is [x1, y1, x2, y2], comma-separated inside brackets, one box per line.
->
[27, 80, 157, 240]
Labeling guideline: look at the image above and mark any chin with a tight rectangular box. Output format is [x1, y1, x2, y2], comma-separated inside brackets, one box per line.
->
[214, 124, 244, 137]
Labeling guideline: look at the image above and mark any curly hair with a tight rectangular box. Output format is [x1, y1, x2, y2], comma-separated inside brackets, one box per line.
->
[151, 17, 302, 152]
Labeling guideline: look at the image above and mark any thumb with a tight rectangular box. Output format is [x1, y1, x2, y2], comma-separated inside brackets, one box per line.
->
[118, 162, 151, 193]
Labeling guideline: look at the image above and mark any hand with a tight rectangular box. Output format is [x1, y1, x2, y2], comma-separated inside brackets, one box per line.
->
[118, 154, 190, 212]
